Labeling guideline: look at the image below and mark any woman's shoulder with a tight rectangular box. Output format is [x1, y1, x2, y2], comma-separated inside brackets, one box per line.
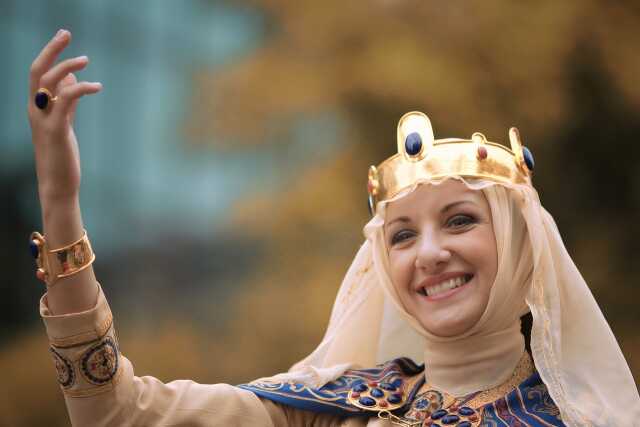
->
[239, 356, 565, 426]
[238, 357, 424, 416]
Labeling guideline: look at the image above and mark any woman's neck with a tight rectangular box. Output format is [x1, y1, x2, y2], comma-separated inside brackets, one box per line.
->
[422, 323, 525, 397]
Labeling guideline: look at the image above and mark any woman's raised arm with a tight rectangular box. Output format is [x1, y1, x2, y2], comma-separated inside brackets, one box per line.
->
[28, 30, 102, 315]
[28, 32, 345, 427]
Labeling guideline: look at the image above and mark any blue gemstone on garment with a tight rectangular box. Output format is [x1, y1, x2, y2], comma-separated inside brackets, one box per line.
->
[391, 378, 403, 388]
[387, 393, 403, 404]
[353, 383, 368, 393]
[29, 240, 39, 258]
[359, 396, 376, 407]
[458, 407, 474, 416]
[414, 399, 429, 409]
[35, 91, 49, 109]
[523, 146, 535, 171]
[431, 409, 448, 419]
[405, 132, 422, 156]
[379, 383, 397, 391]
[457, 422, 472, 427]
[441, 414, 460, 424]
[370, 388, 384, 398]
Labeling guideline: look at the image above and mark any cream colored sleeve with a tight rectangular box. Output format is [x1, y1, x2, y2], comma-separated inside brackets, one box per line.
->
[40, 284, 347, 427]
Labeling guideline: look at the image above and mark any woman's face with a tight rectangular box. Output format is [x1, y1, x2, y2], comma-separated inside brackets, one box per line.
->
[384, 180, 498, 337]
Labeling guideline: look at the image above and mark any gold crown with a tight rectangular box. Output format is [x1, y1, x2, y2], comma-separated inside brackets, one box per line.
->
[367, 111, 535, 214]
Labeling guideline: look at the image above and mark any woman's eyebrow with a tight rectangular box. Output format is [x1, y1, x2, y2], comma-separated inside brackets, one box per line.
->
[385, 216, 411, 229]
[441, 200, 476, 213]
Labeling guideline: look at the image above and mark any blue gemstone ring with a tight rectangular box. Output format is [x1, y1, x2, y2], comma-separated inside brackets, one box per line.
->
[34, 88, 57, 110]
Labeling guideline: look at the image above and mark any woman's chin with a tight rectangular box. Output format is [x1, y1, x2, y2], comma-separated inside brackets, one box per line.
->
[414, 298, 486, 337]
[419, 317, 476, 338]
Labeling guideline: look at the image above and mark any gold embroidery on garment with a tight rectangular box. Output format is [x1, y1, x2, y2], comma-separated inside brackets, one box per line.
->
[50, 347, 74, 389]
[463, 351, 535, 408]
[382, 352, 535, 427]
[515, 386, 560, 427]
[289, 382, 344, 402]
[526, 385, 561, 418]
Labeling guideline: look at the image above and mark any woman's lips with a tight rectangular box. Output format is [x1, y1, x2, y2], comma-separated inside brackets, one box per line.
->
[416, 273, 474, 302]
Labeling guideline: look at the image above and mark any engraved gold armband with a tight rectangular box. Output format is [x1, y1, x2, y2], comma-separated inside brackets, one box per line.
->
[29, 230, 95, 287]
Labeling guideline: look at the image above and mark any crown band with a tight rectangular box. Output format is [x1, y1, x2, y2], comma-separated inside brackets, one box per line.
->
[367, 112, 535, 215]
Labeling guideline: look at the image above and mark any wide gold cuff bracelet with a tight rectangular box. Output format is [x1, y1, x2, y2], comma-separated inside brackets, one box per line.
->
[29, 230, 95, 287]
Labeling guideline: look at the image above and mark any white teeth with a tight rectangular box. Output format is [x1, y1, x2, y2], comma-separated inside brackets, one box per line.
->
[423, 276, 469, 297]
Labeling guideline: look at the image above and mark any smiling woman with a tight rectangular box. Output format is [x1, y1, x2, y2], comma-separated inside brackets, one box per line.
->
[28, 29, 638, 426]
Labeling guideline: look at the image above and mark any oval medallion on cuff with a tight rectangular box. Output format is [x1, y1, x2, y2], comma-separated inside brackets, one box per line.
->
[80, 337, 119, 385]
[50, 347, 75, 388]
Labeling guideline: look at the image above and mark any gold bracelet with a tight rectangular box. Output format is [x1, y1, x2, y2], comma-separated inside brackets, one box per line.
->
[29, 230, 96, 287]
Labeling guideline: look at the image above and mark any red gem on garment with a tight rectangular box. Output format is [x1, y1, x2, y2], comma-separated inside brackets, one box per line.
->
[469, 414, 479, 421]
[351, 392, 360, 398]
[368, 381, 378, 387]
[36, 269, 46, 281]
[424, 420, 433, 426]
[379, 401, 388, 408]
[477, 146, 488, 160]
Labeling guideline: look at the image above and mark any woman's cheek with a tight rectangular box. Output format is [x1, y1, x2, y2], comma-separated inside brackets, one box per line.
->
[389, 251, 409, 290]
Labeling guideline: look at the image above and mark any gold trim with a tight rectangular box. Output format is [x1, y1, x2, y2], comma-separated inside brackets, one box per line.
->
[414, 352, 535, 410]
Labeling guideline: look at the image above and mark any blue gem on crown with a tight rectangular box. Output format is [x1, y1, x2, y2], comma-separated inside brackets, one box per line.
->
[522, 146, 535, 171]
[405, 132, 422, 156]
[29, 240, 40, 258]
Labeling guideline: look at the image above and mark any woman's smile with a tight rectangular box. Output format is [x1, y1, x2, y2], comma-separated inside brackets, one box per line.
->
[416, 272, 474, 300]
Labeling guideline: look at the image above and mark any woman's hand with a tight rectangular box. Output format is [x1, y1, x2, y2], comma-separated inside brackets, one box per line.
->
[28, 30, 101, 314]
[28, 29, 102, 207]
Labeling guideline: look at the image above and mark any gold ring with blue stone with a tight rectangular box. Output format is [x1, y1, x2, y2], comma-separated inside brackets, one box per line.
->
[34, 87, 58, 110]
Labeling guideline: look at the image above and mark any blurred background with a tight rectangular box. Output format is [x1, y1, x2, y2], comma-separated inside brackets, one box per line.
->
[2, 0, 639, 425]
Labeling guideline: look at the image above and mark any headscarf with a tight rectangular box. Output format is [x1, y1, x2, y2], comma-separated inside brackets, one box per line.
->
[258, 177, 640, 426]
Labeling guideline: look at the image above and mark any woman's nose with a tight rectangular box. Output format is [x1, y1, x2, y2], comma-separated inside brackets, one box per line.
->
[415, 235, 451, 271]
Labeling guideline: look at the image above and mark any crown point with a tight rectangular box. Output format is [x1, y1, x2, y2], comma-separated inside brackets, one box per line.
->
[523, 146, 535, 171]
[405, 132, 422, 156]
[472, 132, 487, 144]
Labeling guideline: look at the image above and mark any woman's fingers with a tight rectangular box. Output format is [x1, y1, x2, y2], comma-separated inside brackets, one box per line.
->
[29, 30, 71, 95]
[52, 80, 102, 121]
[58, 73, 80, 124]
[40, 56, 89, 93]
[59, 71, 78, 89]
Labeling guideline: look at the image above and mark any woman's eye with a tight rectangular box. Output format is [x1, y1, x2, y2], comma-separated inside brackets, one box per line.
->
[446, 214, 476, 228]
[391, 230, 414, 245]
